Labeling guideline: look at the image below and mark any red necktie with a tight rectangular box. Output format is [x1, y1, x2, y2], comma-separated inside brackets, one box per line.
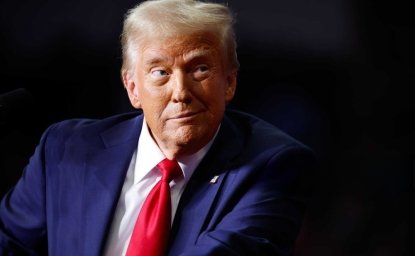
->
[126, 158, 182, 256]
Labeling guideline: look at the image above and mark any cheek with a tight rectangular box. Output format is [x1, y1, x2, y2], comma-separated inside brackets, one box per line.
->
[142, 102, 165, 120]
[201, 80, 228, 108]
[138, 85, 169, 113]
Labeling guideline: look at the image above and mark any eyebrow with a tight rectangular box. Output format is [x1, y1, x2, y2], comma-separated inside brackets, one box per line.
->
[183, 48, 214, 62]
[143, 56, 168, 67]
[143, 48, 215, 67]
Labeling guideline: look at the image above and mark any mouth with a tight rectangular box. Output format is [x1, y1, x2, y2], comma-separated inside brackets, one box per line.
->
[170, 111, 203, 121]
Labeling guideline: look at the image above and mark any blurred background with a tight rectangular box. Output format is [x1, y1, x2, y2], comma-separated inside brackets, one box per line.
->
[1, 0, 414, 255]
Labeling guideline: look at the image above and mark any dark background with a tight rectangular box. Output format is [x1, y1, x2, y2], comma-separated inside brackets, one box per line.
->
[1, 0, 414, 255]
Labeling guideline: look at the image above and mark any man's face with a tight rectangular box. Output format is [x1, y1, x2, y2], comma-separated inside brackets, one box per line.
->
[124, 32, 237, 158]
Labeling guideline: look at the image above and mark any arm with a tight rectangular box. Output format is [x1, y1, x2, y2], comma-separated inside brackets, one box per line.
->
[0, 131, 49, 254]
[0, 124, 60, 255]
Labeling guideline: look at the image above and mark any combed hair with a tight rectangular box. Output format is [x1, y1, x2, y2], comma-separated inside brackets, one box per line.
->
[120, 0, 239, 76]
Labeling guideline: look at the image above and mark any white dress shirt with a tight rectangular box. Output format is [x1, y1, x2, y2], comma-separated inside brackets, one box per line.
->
[104, 119, 216, 256]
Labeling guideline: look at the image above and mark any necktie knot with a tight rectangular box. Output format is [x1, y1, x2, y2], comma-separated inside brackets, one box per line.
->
[157, 158, 182, 182]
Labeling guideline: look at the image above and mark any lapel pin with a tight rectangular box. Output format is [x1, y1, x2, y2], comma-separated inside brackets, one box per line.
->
[209, 175, 219, 184]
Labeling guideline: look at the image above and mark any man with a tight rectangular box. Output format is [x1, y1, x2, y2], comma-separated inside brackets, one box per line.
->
[0, 0, 315, 255]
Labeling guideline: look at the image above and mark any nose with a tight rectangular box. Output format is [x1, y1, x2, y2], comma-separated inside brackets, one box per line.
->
[171, 71, 193, 104]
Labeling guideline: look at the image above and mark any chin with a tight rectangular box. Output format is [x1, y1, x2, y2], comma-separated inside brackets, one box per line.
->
[173, 132, 209, 150]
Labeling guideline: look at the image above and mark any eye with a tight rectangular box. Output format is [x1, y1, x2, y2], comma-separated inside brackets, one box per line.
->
[150, 69, 169, 78]
[195, 65, 209, 73]
[193, 65, 209, 80]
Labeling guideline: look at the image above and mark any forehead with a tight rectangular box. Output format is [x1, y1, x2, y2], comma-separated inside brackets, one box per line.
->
[139, 33, 222, 62]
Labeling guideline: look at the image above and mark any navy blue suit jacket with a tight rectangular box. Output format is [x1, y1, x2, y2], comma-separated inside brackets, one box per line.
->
[0, 109, 314, 255]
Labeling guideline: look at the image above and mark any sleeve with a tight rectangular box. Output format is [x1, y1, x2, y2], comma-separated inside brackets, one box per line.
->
[178, 146, 316, 256]
[0, 124, 59, 255]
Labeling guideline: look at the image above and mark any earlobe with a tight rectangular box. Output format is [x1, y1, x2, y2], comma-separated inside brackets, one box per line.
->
[123, 70, 142, 109]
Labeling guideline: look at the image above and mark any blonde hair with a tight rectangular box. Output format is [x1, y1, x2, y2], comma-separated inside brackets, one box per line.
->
[120, 0, 239, 76]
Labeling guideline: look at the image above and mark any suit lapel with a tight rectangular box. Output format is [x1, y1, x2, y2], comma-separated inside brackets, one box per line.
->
[169, 115, 244, 253]
[80, 115, 143, 255]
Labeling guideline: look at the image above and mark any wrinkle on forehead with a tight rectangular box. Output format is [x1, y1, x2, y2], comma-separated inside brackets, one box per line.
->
[143, 47, 216, 66]
[140, 33, 221, 66]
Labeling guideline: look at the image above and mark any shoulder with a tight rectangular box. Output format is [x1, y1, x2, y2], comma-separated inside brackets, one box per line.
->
[41, 111, 143, 146]
[223, 109, 316, 194]
[224, 109, 311, 152]
[222, 109, 316, 173]
[50, 111, 142, 132]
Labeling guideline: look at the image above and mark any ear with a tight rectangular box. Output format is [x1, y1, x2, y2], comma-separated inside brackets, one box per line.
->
[123, 70, 142, 109]
[225, 69, 237, 103]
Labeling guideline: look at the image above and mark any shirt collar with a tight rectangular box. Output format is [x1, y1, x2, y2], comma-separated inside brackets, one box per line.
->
[134, 118, 218, 184]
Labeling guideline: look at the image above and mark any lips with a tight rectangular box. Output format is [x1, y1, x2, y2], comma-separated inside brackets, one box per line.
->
[170, 110, 203, 120]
